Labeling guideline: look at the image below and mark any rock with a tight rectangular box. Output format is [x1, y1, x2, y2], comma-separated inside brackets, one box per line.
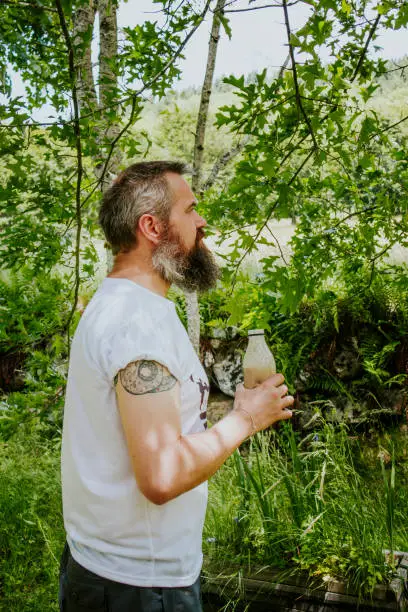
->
[212, 350, 244, 397]
[208, 326, 240, 341]
[379, 388, 407, 416]
[332, 339, 361, 380]
[203, 350, 215, 369]
[294, 395, 366, 430]
[201, 330, 245, 397]
[295, 338, 361, 392]
[294, 368, 314, 392]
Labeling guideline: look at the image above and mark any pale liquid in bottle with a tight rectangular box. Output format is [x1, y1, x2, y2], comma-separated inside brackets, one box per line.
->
[243, 329, 276, 389]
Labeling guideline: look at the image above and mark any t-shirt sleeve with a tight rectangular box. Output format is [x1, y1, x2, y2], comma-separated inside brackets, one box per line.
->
[101, 309, 184, 384]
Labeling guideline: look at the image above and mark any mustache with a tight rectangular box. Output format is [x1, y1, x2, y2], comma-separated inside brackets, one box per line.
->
[196, 229, 206, 241]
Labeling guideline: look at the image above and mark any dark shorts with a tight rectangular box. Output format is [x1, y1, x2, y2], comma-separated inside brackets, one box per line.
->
[59, 543, 203, 612]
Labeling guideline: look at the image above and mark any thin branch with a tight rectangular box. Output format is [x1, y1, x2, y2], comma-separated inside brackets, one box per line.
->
[300, 94, 361, 112]
[351, 13, 381, 83]
[278, 53, 290, 80]
[282, 0, 318, 152]
[55, 0, 83, 350]
[221, 222, 253, 237]
[224, 2, 297, 13]
[375, 115, 408, 137]
[222, 0, 244, 9]
[201, 138, 249, 192]
[382, 63, 408, 75]
[279, 127, 308, 167]
[328, 205, 379, 231]
[369, 242, 394, 264]
[97, 94, 138, 191]
[266, 223, 288, 265]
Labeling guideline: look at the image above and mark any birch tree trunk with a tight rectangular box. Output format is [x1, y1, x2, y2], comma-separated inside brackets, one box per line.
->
[185, 291, 201, 356]
[98, 0, 121, 271]
[187, 0, 225, 357]
[98, 0, 121, 189]
[73, 0, 121, 272]
[192, 0, 225, 194]
[73, 1, 98, 113]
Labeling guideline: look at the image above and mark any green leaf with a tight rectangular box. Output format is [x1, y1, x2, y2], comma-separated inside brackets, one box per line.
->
[219, 13, 232, 40]
[358, 116, 377, 144]
[290, 34, 301, 47]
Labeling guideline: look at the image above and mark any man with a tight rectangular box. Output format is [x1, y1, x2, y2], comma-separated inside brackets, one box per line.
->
[59, 161, 294, 612]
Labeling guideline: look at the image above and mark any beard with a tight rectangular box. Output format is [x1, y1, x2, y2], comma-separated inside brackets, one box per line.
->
[152, 226, 220, 293]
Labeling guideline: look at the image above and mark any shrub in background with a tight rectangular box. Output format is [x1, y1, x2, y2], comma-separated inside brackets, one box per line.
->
[0, 269, 71, 439]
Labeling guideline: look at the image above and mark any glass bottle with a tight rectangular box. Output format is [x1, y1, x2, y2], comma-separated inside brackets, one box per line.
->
[243, 329, 276, 389]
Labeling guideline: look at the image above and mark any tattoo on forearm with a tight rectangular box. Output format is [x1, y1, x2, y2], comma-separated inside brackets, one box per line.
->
[117, 360, 177, 395]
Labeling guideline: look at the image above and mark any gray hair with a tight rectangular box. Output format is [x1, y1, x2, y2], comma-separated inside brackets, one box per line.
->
[99, 160, 188, 255]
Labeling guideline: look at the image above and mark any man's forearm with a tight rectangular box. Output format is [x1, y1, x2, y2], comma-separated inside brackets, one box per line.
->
[153, 409, 252, 505]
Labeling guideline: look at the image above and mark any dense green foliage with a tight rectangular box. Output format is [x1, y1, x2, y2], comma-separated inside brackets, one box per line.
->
[1, 0, 408, 606]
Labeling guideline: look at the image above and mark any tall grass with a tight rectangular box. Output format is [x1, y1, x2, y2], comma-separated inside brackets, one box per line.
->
[203, 420, 408, 598]
[1, 417, 407, 608]
[0, 429, 64, 611]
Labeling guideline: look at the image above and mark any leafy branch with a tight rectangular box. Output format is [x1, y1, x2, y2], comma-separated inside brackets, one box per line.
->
[282, 0, 318, 152]
[230, 146, 315, 288]
[0, 0, 212, 131]
[77, 0, 212, 208]
[351, 13, 381, 83]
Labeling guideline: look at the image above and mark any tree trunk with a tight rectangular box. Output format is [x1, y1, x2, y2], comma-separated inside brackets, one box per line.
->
[192, 0, 225, 194]
[73, 0, 121, 272]
[73, 1, 98, 114]
[98, 0, 121, 188]
[185, 291, 201, 355]
[98, 0, 121, 271]
[98, 0, 118, 109]
[188, 0, 225, 357]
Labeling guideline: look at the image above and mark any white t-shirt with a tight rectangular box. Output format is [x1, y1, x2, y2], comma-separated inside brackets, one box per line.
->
[61, 278, 210, 587]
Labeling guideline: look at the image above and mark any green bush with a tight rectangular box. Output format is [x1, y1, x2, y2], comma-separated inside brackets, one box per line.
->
[0, 269, 71, 354]
[0, 269, 71, 439]
[198, 268, 408, 421]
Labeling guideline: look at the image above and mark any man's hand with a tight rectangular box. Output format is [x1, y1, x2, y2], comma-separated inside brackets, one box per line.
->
[233, 373, 294, 433]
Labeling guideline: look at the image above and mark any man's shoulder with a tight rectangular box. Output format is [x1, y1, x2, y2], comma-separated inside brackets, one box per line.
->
[82, 280, 174, 334]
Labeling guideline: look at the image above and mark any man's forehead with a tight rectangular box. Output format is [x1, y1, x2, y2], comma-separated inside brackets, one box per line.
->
[165, 172, 196, 205]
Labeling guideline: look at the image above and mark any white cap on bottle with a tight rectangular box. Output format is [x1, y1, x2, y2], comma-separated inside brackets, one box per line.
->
[248, 329, 265, 336]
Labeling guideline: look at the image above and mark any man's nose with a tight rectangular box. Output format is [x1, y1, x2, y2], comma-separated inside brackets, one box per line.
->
[196, 213, 207, 228]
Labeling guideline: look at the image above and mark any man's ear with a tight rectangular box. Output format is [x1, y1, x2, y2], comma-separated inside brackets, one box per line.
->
[138, 213, 163, 245]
